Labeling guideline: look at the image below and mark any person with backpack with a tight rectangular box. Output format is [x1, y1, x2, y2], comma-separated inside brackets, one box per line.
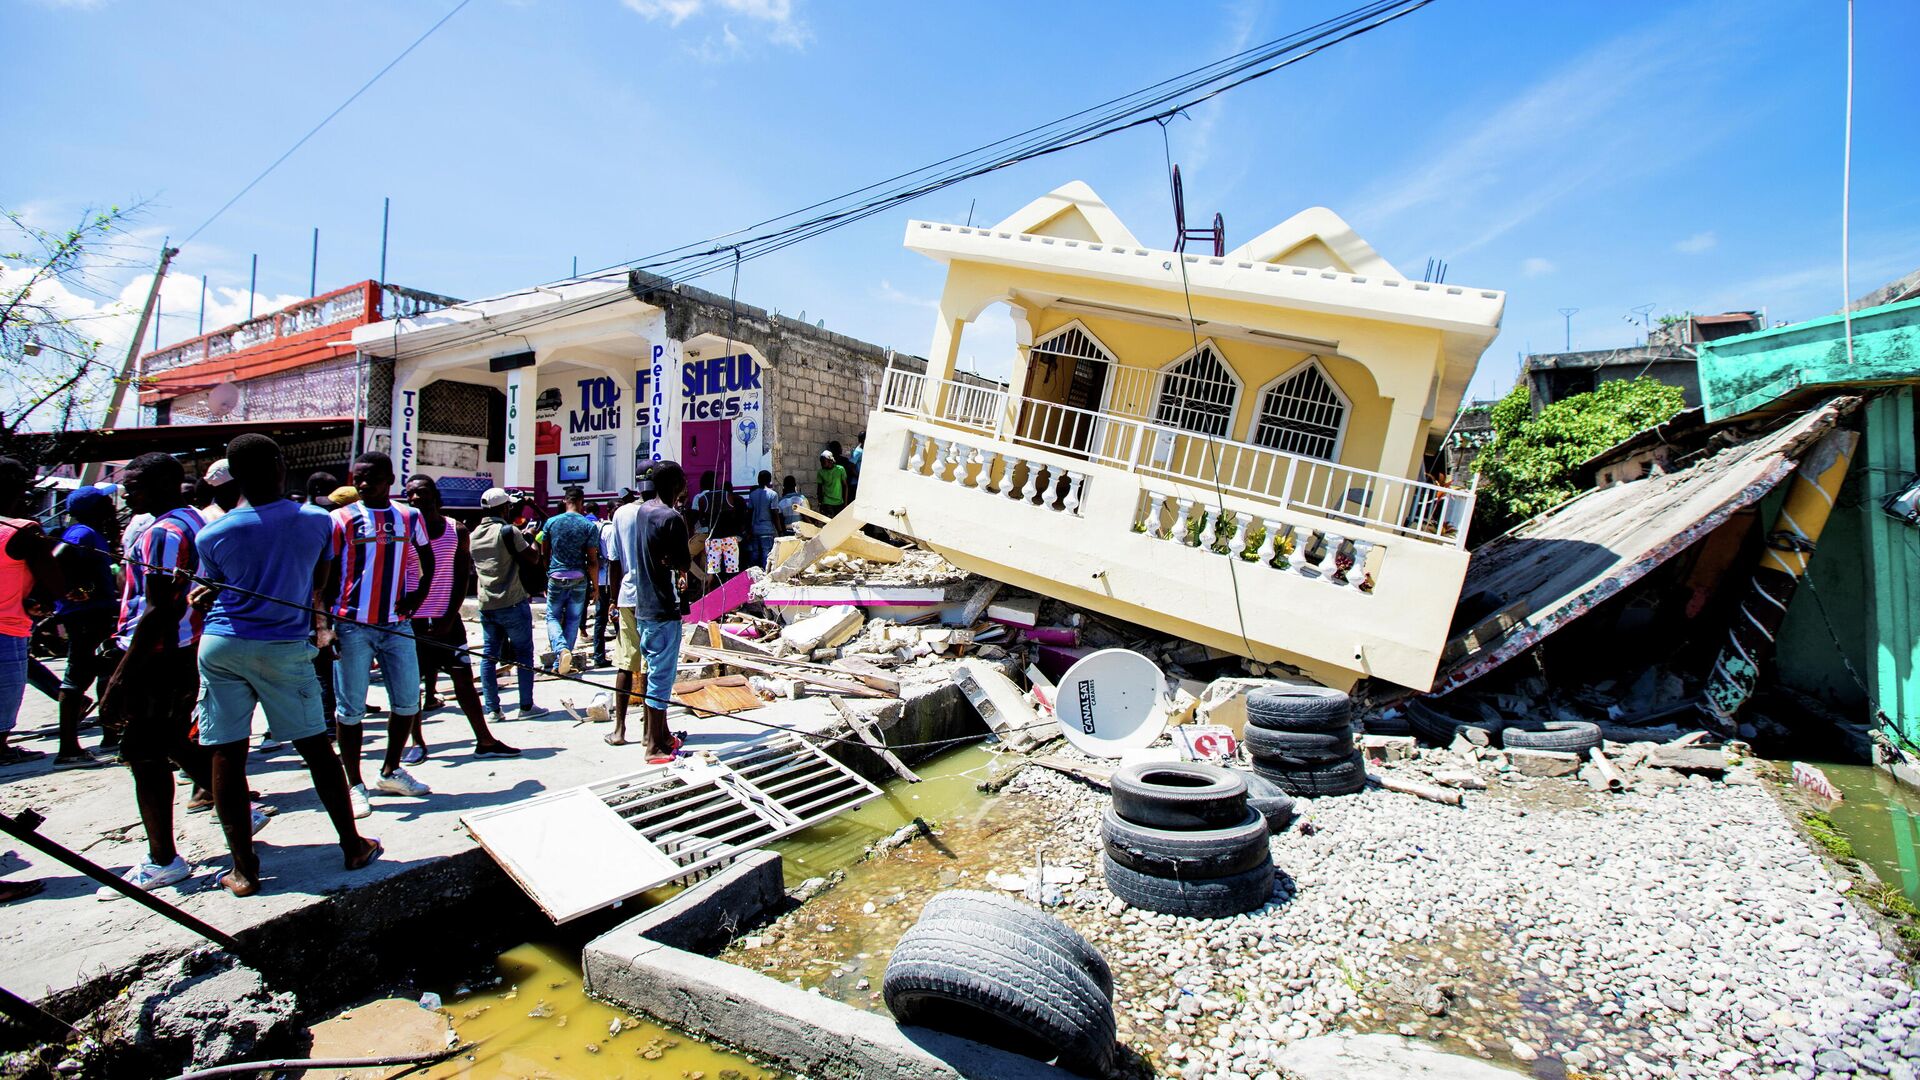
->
[470, 487, 547, 724]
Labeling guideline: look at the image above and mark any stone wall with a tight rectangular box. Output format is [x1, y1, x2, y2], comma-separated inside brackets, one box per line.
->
[629, 271, 926, 490]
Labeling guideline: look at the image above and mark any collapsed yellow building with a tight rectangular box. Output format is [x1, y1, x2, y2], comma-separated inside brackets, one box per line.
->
[852, 182, 1505, 691]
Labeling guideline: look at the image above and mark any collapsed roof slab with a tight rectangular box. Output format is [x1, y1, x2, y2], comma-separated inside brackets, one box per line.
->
[1433, 397, 1861, 694]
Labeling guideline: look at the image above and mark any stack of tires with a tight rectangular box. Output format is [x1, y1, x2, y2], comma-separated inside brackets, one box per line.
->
[883, 890, 1116, 1075]
[1100, 762, 1275, 919]
[1242, 685, 1367, 797]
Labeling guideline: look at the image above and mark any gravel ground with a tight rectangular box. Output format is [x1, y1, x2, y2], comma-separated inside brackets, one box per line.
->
[1001, 757, 1920, 1080]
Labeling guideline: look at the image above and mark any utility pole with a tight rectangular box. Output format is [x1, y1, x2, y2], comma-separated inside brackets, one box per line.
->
[198, 275, 207, 336]
[1557, 307, 1579, 351]
[310, 227, 320, 297]
[81, 242, 177, 483]
[247, 254, 258, 320]
[378, 196, 390, 286]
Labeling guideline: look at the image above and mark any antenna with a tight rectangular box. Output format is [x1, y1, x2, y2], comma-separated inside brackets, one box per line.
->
[1171, 165, 1225, 256]
[1423, 258, 1448, 284]
[1557, 307, 1579, 351]
[1626, 304, 1655, 342]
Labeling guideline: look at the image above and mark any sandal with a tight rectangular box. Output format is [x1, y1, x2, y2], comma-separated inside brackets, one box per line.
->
[0, 879, 45, 904]
[0, 746, 41, 767]
[345, 838, 383, 872]
[216, 870, 260, 898]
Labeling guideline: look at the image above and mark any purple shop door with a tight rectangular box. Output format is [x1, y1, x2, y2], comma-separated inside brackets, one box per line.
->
[681, 419, 732, 503]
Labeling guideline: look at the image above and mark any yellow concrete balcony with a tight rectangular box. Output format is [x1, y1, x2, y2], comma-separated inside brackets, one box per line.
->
[858, 367, 1475, 691]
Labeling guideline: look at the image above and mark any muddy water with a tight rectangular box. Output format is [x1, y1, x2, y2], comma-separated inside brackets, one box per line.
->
[771, 743, 1006, 886]
[421, 940, 783, 1079]
[1816, 762, 1920, 902]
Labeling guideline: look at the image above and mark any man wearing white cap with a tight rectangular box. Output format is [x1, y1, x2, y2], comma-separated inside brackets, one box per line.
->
[193, 458, 241, 524]
[469, 487, 547, 723]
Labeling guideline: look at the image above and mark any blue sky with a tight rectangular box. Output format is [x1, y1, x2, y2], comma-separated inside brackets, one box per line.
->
[8, 0, 1918, 406]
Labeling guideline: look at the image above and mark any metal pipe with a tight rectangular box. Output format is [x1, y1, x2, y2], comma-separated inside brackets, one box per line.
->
[0, 809, 239, 952]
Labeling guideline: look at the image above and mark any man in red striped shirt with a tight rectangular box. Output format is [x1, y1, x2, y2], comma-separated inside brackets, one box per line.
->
[321, 452, 435, 816]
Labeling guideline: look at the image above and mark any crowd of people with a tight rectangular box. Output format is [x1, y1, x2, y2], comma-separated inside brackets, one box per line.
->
[0, 431, 864, 906]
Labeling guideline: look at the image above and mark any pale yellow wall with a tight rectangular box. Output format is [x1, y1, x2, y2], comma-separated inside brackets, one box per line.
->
[933, 260, 1450, 483]
[1026, 309, 1395, 474]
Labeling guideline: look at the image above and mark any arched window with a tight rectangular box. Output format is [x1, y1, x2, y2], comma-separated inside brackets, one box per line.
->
[1153, 343, 1239, 438]
[1031, 323, 1117, 412]
[1252, 359, 1348, 460]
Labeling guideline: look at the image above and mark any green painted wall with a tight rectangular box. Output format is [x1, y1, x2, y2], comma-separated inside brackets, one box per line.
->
[1863, 389, 1920, 748]
[1698, 298, 1920, 422]
[1773, 470, 1872, 713]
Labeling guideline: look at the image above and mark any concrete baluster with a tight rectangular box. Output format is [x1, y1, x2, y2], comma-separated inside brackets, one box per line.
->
[965, 446, 984, 487]
[1172, 498, 1194, 545]
[1205, 507, 1228, 551]
[1348, 538, 1375, 591]
[1229, 512, 1252, 559]
[1322, 533, 1348, 583]
[1257, 518, 1281, 565]
[906, 433, 928, 474]
[975, 449, 999, 492]
[941, 440, 963, 483]
[930, 439, 950, 480]
[997, 454, 1022, 497]
[1064, 471, 1086, 514]
[1294, 529, 1321, 577]
[1144, 491, 1166, 537]
[1020, 460, 1045, 503]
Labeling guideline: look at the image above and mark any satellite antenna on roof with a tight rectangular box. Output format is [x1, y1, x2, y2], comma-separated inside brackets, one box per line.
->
[1171, 165, 1225, 257]
[207, 381, 241, 419]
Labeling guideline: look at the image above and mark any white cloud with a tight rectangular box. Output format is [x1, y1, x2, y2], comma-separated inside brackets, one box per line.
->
[872, 280, 936, 310]
[622, 0, 809, 48]
[1353, 4, 1741, 256]
[1522, 257, 1555, 278]
[1674, 230, 1717, 254]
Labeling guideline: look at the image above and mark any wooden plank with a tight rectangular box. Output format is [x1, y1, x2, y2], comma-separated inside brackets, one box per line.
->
[684, 643, 897, 695]
[830, 696, 921, 784]
[679, 644, 889, 698]
[673, 675, 764, 717]
[1030, 754, 1113, 788]
[828, 657, 901, 696]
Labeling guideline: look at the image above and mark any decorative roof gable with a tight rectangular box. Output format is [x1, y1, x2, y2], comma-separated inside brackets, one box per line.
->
[991, 181, 1141, 248]
[1227, 207, 1400, 279]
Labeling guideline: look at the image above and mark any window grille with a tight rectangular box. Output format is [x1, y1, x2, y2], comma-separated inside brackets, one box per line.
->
[420, 379, 493, 438]
[1154, 344, 1237, 438]
[1032, 325, 1113, 366]
[1252, 361, 1346, 460]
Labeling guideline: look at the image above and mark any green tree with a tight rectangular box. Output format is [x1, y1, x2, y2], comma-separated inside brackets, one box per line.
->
[1471, 377, 1687, 536]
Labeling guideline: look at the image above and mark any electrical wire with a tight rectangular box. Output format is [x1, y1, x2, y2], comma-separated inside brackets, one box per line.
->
[182, 0, 474, 246]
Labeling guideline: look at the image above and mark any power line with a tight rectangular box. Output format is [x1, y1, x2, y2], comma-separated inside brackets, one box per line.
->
[181, 0, 472, 246]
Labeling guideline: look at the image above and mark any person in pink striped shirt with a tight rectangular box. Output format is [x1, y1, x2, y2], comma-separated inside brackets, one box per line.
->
[321, 452, 434, 816]
[401, 476, 518, 761]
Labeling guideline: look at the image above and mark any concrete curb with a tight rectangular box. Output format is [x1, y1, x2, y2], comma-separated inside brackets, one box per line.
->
[584, 920, 1072, 1079]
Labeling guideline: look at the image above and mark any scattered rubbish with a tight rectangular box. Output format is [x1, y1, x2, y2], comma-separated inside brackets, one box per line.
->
[1171, 723, 1239, 763]
[418, 992, 443, 1011]
[1370, 770, 1464, 807]
[1793, 761, 1841, 801]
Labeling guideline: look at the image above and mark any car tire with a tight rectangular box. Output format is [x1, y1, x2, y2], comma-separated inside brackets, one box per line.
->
[1101, 805, 1272, 880]
[1237, 768, 1299, 833]
[1501, 720, 1603, 755]
[1108, 761, 1248, 831]
[1243, 722, 1354, 767]
[1406, 700, 1499, 746]
[883, 920, 1116, 1075]
[1245, 685, 1352, 733]
[1360, 711, 1412, 737]
[1251, 751, 1368, 797]
[1101, 851, 1274, 919]
[917, 890, 1113, 1000]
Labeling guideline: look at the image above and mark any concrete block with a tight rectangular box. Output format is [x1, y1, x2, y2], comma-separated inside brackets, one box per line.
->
[1506, 747, 1582, 778]
[783, 604, 864, 652]
[1361, 734, 1417, 762]
[615, 850, 786, 955]
[583, 934, 1071, 1079]
[1275, 1033, 1527, 1080]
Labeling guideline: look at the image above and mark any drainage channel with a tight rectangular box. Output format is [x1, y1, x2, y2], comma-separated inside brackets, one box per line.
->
[1812, 762, 1920, 903]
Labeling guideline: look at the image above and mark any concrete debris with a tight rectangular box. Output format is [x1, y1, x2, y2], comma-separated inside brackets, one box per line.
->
[781, 604, 865, 653]
[1194, 677, 1288, 737]
[1504, 748, 1582, 778]
[96, 949, 297, 1071]
[1275, 1033, 1528, 1079]
[951, 660, 1056, 751]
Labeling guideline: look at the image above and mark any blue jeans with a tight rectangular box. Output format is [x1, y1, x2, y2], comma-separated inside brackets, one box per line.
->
[0, 633, 26, 735]
[479, 600, 535, 715]
[545, 578, 588, 659]
[746, 533, 776, 570]
[334, 621, 421, 725]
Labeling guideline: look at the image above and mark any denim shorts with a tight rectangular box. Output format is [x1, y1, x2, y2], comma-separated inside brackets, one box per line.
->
[614, 609, 682, 710]
[0, 632, 27, 735]
[197, 634, 326, 747]
[335, 620, 422, 724]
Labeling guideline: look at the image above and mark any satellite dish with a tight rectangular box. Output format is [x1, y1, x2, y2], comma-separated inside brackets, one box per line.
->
[1056, 648, 1169, 758]
[207, 381, 241, 419]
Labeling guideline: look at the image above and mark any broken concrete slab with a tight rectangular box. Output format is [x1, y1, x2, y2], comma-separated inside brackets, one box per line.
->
[1194, 677, 1285, 737]
[582, 932, 1070, 1079]
[1362, 734, 1418, 762]
[1646, 744, 1730, 773]
[95, 949, 297, 1072]
[951, 661, 1056, 751]
[1275, 1033, 1527, 1079]
[782, 604, 865, 652]
[1505, 747, 1583, 778]
[985, 594, 1041, 628]
[763, 584, 946, 608]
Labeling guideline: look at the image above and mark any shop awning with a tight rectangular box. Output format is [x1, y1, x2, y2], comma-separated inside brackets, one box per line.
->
[8, 417, 355, 465]
[1432, 397, 1859, 694]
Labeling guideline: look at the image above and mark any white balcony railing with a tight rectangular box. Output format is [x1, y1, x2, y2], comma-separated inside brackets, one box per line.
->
[877, 363, 1471, 547]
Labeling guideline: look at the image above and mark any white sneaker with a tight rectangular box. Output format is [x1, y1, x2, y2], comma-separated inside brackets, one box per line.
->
[348, 784, 373, 819]
[250, 804, 271, 835]
[97, 855, 191, 900]
[516, 705, 548, 721]
[373, 767, 430, 797]
[485, 711, 506, 728]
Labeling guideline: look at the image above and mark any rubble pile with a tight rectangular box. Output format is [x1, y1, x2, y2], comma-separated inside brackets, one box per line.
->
[999, 750, 1919, 1080]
